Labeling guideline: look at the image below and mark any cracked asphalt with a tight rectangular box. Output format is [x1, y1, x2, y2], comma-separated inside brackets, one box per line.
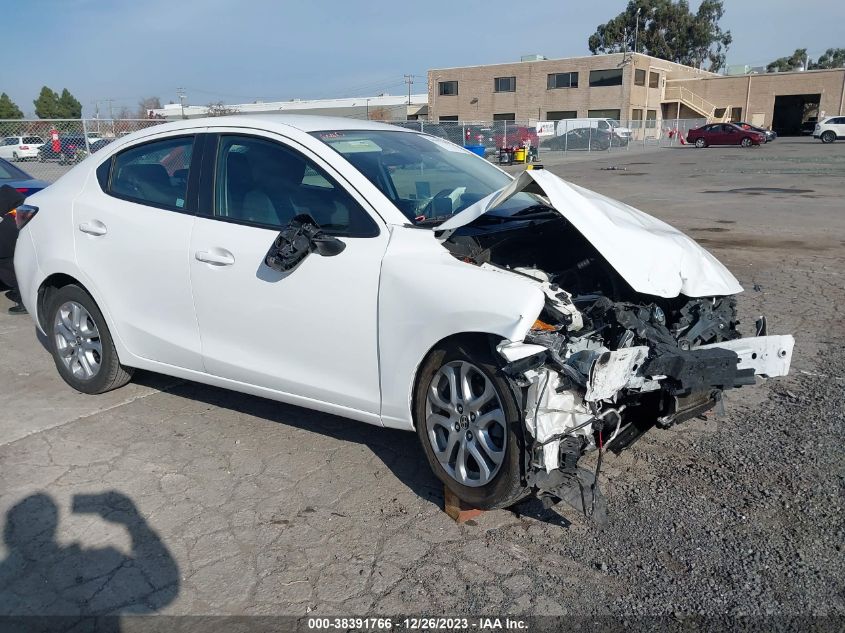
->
[1, 137, 843, 620]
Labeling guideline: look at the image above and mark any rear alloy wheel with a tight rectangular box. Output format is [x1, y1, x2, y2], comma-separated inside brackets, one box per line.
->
[47, 284, 133, 394]
[695, 138, 707, 148]
[821, 131, 835, 144]
[415, 340, 528, 509]
[740, 137, 753, 147]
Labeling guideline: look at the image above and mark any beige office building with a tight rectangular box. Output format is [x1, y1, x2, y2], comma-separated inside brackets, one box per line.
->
[428, 53, 845, 134]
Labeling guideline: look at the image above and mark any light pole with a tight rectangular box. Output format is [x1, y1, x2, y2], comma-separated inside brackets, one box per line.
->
[177, 88, 187, 119]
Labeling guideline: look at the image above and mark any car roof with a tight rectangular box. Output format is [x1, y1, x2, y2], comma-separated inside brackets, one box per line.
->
[131, 114, 414, 135]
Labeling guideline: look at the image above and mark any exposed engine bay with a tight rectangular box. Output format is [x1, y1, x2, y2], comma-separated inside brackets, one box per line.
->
[442, 190, 794, 521]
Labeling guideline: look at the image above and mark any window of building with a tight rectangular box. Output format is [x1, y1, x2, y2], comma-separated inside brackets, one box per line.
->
[213, 135, 377, 236]
[589, 69, 623, 87]
[649, 72, 660, 89]
[634, 69, 646, 86]
[547, 72, 578, 89]
[493, 113, 515, 121]
[588, 109, 621, 120]
[646, 109, 657, 128]
[730, 107, 743, 122]
[109, 136, 194, 210]
[438, 81, 458, 96]
[546, 110, 577, 121]
[632, 109, 643, 121]
[714, 107, 727, 119]
[494, 76, 516, 92]
[438, 115, 458, 121]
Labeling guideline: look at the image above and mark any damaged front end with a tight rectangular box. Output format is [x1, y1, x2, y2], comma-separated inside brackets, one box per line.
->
[438, 170, 794, 522]
[496, 287, 792, 522]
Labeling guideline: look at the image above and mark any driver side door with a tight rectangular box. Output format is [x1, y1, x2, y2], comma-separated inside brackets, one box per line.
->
[189, 132, 389, 415]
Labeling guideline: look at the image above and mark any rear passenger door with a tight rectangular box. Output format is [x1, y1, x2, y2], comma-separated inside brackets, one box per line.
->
[73, 133, 204, 370]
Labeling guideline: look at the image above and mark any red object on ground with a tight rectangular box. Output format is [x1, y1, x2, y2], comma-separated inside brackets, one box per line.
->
[443, 486, 484, 523]
[50, 129, 60, 153]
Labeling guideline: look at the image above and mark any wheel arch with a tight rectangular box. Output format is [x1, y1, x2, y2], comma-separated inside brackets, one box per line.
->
[36, 272, 133, 367]
[410, 331, 507, 429]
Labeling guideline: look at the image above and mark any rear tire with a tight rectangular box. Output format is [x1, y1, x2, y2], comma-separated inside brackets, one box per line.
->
[821, 131, 835, 144]
[414, 338, 529, 510]
[46, 284, 134, 394]
[695, 138, 707, 148]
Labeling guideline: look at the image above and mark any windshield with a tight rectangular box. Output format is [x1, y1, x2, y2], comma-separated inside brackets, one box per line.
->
[312, 129, 543, 226]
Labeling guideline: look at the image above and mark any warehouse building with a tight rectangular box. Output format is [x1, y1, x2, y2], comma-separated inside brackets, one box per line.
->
[428, 53, 845, 134]
[152, 93, 428, 122]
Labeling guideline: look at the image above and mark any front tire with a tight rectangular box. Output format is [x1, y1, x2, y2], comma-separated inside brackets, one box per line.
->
[695, 138, 707, 148]
[821, 131, 835, 144]
[414, 339, 528, 509]
[740, 137, 753, 147]
[46, 284, 134, 394]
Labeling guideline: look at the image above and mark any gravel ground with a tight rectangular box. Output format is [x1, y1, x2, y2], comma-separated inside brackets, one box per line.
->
[0, 137, 842, 625]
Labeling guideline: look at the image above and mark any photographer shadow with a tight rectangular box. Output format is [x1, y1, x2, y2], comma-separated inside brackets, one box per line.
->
[0, 491, 179, 630]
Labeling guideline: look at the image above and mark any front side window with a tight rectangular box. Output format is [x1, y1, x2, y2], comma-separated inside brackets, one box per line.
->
[589, 69, 623, 87]
[109, 136, 194, 209]
[494, 77, 516, 92]
[213, 135, 378, 237]
[313, 130, 545, 227]
[438, 81, 458, 96]
[547, 72, 578, 89]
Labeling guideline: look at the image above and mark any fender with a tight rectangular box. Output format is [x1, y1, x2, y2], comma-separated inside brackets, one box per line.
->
[377, 226, 544, 430]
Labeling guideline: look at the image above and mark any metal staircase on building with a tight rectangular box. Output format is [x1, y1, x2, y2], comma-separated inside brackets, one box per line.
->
[663, 86, 732, 123]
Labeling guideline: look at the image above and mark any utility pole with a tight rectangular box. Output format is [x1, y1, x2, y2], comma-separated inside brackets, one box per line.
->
[177, 88, 187, 119]
[404, 74, 415, 105]
[634, 7, 641, 55]
[106, 99, 115, 121]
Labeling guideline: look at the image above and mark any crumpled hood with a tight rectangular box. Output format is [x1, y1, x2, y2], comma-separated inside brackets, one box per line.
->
[436, 169, 743, 299]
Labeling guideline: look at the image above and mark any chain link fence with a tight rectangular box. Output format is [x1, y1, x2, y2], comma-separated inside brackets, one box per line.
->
[0, 119, 166, 183]
[1, 116, 709, 184]
[390, 118, 709, 160]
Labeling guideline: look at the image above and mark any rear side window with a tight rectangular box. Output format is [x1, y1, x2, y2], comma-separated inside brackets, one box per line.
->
[109, 136, 194, 210]
[213, 135, 378, 237]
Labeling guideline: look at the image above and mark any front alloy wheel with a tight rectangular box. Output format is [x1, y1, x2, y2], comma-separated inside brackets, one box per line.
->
[741, 137, 753, 147]
[821, 131, 835, 144]
[425, 360, 507, 487]
[414, 340, 528, 509]
[695, 138, 706, 148]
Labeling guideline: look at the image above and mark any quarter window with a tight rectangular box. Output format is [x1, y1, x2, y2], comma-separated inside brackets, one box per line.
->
[109, 136, 194, 209]
[547, 72, 578, 89]
[589, 69, 623, 87]
[494, 76, 516, 92]
[438, 81, 458, 96]
[213, 135, 378, 237]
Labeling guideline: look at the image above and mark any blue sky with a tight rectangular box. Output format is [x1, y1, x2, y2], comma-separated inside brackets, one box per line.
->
[5, 0, 843, 117]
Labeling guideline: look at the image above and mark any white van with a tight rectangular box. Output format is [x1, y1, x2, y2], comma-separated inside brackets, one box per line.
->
[556, 118, 632, 143]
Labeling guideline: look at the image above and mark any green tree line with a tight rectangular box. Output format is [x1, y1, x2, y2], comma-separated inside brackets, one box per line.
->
[0, 87, 83, 119]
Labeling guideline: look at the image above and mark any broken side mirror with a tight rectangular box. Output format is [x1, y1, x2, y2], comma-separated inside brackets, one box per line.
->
[264, 214, 346, 273]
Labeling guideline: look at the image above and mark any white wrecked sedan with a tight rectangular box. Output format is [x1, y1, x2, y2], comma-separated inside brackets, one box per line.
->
[13, 116, 793, 513]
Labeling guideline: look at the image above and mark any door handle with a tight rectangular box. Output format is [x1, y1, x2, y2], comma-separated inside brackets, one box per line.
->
[78, 220, 107, 236]
[195, 249, 235, 266]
